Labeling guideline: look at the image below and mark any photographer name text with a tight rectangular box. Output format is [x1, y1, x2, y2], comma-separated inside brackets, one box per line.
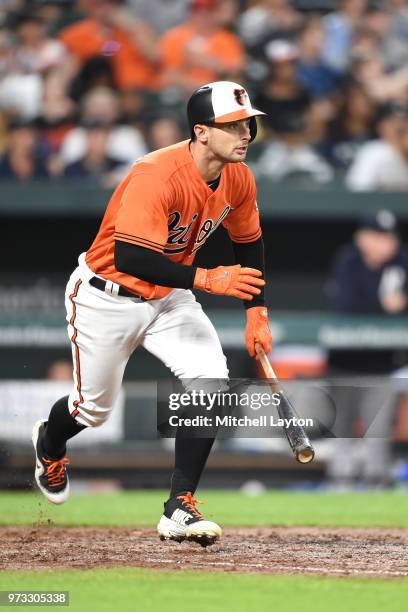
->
[167, 415, 313, 428]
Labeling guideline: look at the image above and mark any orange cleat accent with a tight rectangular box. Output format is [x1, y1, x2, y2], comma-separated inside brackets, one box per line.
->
[43, 457, 70, 489]
[176, 492, 204, 519]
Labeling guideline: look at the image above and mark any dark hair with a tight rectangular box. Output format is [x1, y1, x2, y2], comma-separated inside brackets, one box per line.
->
[9, 10, 43, 30]
[7, 117, 40, 131]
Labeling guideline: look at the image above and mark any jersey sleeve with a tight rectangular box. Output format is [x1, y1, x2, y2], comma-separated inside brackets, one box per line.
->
[114, 172, 171, 253]
[58, 23, 92, 61]
[222, 167, 262, 243]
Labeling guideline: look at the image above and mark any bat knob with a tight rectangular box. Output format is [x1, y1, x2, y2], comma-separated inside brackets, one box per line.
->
[296, 445, 315, 464]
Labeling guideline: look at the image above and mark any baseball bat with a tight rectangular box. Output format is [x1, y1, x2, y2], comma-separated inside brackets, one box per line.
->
[255, 342, 315, 464]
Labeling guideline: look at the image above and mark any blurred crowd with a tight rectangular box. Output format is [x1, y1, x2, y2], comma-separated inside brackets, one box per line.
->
[0, 0, 407, 189]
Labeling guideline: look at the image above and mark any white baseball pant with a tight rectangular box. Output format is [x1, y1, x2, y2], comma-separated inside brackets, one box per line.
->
[65, 254, 229, 427]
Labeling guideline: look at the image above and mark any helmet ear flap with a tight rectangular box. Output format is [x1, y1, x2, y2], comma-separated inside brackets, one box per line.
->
[249, 117, 257, 142]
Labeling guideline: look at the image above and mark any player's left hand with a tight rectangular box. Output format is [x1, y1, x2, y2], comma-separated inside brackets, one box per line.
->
[245, 306, 272, 358]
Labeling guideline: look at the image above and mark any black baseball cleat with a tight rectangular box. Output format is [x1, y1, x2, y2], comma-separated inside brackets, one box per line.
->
[32, 420, 70, 505]
[157, 491, 222, 546]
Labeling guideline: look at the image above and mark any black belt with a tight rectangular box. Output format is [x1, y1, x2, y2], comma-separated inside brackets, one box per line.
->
[89, 276, 146, 300]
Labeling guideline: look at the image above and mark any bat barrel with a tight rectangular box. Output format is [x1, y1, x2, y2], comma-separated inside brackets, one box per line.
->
[295, 444, 315, 464]
[285, 422, 315, 463]
[254, 342, 315, 464]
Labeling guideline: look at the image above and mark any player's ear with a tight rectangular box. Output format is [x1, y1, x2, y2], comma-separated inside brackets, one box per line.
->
[194, 124, 209, 143]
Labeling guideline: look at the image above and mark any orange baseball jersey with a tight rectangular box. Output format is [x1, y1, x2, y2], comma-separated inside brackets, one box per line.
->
[59, 19, 158, 90]
[86, 140, 262, 300]
[160, 25, 244, 90]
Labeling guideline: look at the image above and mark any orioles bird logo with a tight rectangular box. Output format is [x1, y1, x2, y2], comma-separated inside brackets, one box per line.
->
[234, 88, 246, 106]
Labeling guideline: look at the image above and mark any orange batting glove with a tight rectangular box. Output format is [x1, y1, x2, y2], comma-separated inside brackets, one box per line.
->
[194, 265, 265, 300]
[245, 306, 272, 358]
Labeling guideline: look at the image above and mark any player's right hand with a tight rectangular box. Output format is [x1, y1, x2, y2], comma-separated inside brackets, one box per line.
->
[193, 265, 265, 300]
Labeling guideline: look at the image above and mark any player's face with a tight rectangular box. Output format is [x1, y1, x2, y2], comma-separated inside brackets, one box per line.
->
[355, 229, 399, 267]
[207, 119, 251, 162]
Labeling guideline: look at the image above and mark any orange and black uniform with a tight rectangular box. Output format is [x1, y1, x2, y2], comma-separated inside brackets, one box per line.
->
[86, 140, 265, 303]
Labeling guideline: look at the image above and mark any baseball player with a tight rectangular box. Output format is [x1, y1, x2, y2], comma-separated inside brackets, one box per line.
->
[32, 81, 272, 545]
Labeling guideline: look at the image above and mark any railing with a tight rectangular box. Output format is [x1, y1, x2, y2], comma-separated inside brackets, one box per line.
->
[1, 180, 408, 218]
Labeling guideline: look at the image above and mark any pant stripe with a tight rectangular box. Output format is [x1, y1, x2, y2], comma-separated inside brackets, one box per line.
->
[69, 279, 83, 413]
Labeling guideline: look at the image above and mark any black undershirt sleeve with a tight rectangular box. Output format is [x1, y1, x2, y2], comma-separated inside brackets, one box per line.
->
[114, 240, 197, 288]
[232, 237, 266, 309]
[115, 238, 266, 305]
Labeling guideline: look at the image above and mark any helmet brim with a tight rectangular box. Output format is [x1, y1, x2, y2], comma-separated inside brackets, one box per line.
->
[212, 108, 266, 124]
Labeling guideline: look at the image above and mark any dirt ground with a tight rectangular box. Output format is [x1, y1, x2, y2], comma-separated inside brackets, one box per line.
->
[1, 526, 408, 577]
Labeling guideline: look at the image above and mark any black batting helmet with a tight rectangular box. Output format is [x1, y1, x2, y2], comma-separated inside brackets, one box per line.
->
[187, 81, 266, 142]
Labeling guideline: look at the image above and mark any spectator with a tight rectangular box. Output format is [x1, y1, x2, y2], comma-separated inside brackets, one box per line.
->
[382, 0, 408, 70]
[0, 26, 14, 79]
[60, 86, 147, 168]
[322, 0, 368, 72]
[40, 68, 76, 141]
[349, 23, 408, 106]
[321, 80, 376, 168]
[160, 0, 244, 95]
[350, 25, 383, 64]
[330, 210, 408, 315]
[33, 0, 82, 36]
[0, 11, 72, 120]
[58, 0, 159, 91]
[13, 10, 67, 74]
[238, 0, 302, 49]
[0, 118, 51, 181]
[255, 40, 310, 136]
[0, 1, 23, 25]
[63, 119, 125, 186]
[253, 40, 333, 183]
[351, 52, 408, 104]
[214, 0, 240, 29]
[364, 2, 391, 47]
[39, 68, 77, 176]
[126, 0, 189, 35]
[359, 2, 408, 72]
[68, 55, 115, 101]
[119, 88, 147, 126]
[0, 26, 43, 119]
[147, 116, 184, 151]
[296, 17, 341, 100]
[326, 210, 407, 488]
[238, 0, 303, 85]
[346, 103, 408, 191]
